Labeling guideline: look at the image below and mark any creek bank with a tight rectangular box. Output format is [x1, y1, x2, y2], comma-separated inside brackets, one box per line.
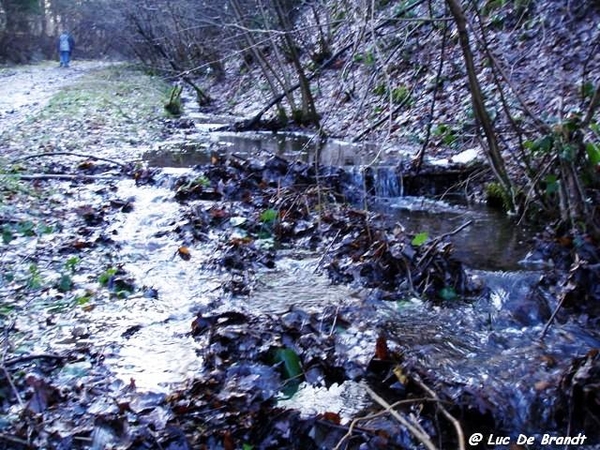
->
[158, 153, 600, 448]
[2, 145, 599, 450]
[1, 62, 600, 449]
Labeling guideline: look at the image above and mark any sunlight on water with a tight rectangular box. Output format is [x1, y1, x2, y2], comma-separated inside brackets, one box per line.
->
[83, 180, 217, 391]
[278, 380, 371, 422]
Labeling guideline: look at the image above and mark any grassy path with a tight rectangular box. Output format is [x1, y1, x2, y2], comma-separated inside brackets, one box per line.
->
[0, 60, 171, 162]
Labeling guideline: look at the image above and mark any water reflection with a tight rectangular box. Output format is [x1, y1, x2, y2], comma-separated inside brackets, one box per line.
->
[145, 129, 385, 168]
[378, 197, 533, 271]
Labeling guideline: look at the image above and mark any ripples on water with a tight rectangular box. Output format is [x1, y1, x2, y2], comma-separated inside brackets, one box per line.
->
[27, 125, 598, 436]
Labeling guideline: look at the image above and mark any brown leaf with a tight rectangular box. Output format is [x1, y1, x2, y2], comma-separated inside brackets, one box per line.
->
[375, 335, 389, 360]
[319, 411, 341, 424]
[223, 431, 235, 450]
[177, 246, 191, 260]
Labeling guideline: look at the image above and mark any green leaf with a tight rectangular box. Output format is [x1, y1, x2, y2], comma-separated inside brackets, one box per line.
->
[2, 225, 13, 244]
[98, 267, 118, 286]
[65, 256, 80, 273]
[0, 303, 15, 316]
[75, 294, 92, 305]
[529, 135, 554, 154]
[27, 264, 43, 290]
[259, 208, 278, 224]
[560, 143, 576, 161]
[194, 176, 210, 188]
[583, 81, 596, 100]
[37, 223, 54, 235]
[391, 86, 411, 104]
[411, 232, 429, 247]
[543, 174, 559, 195]
[274, 348, 302, 380]
[586, 142, 600, 166]
[438, 286, 457, 301]
[17, 221, 35, 236]
[57, 274, 73, 293]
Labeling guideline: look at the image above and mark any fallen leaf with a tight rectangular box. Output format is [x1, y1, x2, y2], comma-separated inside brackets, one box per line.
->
[375, 335, 389, 360]
[177, 246, 191, 260]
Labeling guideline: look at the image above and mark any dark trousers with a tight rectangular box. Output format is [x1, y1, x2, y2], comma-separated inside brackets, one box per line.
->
[59, 51, 71, 67]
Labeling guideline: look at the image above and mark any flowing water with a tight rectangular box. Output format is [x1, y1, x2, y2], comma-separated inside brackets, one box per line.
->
[24, 107, 599, 440]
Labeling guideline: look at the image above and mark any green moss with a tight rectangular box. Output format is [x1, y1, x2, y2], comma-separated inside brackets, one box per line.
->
[391, 85, 411, 104]
[485, 182, 512, 211]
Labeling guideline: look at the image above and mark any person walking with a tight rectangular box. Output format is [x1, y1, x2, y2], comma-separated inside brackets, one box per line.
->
[57, 31, 75, 68]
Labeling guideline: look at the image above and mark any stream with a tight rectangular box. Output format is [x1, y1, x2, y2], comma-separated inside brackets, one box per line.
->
[7, 78, 599, 447]
[65, 116, 600, 437]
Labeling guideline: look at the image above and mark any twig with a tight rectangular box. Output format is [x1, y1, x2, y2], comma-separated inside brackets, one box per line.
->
[539, 289, 568, 340]
[11, 151, 128, 168]
[412, 374, 466, 450]
[313, 229, 342, 274]
[582, 83, 600, 128]
[4, 353, 66, 367]
[437, 219, 473, 240]
[540, 258, 582, 339]
[366, 386, 438, 450]
[2, 323, 25, 411]
[333, 396, 438, 450]
[0, 432, 32, 448]
[352, 81, 418, 142]
[417, 220, 473, 267]
[414, 15, 449, 172]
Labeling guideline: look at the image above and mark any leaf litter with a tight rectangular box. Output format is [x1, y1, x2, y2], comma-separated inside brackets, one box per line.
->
[1, 62, 600, 449]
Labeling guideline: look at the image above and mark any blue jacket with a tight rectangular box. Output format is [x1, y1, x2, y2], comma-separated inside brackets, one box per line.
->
[57, 33, 75, 53]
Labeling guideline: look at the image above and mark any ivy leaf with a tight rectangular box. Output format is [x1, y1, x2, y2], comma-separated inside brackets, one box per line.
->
[411, 232, 429, 247]
[586, 142, 600, 166]
[259, 208, 278, 224]
[274, 348, 302, 380]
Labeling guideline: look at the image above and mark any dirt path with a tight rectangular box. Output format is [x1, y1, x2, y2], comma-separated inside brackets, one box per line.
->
[0, 60, 114, 134]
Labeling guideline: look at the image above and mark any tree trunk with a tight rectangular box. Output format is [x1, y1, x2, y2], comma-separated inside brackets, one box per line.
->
[273, 0, 320, 126]
[445, 0, 514, 209]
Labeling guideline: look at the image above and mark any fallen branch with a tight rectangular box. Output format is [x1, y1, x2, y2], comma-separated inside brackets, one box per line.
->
[4, 353, 66, 367]
[366, 386, 439, 450]
[11, 151, 128, 168]
[18, 174, 121, 181]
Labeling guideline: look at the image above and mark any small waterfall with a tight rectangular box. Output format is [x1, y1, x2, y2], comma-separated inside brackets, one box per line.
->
[341, 165, 403, 200]
[373, 166, 402, 197]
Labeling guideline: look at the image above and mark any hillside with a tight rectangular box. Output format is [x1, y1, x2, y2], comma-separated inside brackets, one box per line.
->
[205, 1, 600, 163]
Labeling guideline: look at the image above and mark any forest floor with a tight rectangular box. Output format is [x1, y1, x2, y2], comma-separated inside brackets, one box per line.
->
[0, 59, 599, 450]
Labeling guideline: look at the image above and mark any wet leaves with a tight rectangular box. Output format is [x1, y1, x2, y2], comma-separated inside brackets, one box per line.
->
[176, 246, 191, 260]
[172, 154, 475, 302]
